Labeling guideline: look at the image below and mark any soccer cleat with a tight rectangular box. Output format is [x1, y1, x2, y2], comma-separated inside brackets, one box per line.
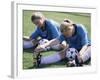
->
[33, 53, 42, 68]
[36, 53, 42, 68]
[75, 55, 83, 67]
[67, 60, 76, 67]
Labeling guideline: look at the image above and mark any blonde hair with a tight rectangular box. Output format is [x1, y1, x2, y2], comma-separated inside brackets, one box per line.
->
[60, 19, 74, 32]
[31, 12, 45, 22]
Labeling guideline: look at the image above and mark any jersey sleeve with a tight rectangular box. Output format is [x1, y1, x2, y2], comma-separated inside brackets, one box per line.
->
[57, 34, 65, 43]
[30, 28, 39, 39]
[78, 24, 90, 46]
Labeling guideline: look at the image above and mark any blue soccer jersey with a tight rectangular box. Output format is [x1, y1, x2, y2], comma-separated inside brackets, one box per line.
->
[57, 24, 90, 51]
[30, 19, 61, 40]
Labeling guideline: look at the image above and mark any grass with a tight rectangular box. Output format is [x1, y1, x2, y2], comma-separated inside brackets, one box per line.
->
[23, 10, 91, 69]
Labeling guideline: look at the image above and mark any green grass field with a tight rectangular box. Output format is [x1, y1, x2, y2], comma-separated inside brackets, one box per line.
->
[23, 10, 91, 69]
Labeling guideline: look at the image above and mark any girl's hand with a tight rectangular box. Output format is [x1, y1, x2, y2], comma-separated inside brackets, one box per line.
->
[34, 45, 46, 53]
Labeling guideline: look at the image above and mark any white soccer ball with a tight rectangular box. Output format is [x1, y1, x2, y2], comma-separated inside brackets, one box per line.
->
[66, 48, 78, 61]
[39, 39, 49, 45]
[38, 39, 50, 51]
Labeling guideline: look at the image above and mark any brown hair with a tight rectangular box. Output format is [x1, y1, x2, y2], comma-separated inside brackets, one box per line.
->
[63, 19, 73, 24]
[31, 12, 45, 22]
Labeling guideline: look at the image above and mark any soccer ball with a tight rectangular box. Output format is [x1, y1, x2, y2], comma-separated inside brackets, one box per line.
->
[38, 39, 50, 50]
[66, 48, 78, 61]
[38, 39, 49, 45]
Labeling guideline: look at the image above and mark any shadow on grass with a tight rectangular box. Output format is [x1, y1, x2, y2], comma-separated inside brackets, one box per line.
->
[23, 48, 34, 53]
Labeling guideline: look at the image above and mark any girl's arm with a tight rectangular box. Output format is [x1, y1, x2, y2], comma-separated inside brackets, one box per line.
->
[34, 39, 60, 53]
